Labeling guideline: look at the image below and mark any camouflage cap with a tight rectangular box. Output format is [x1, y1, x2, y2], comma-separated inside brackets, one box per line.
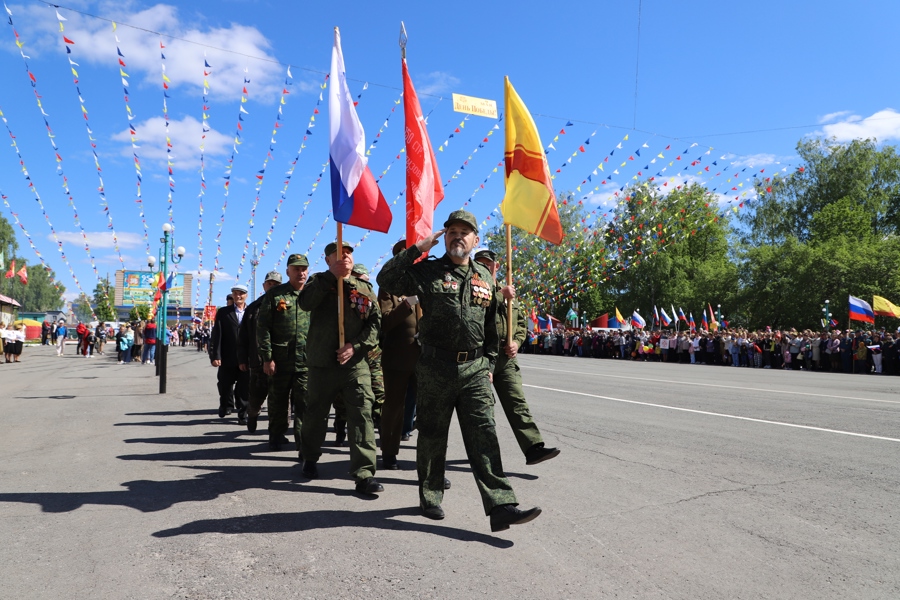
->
[286, 253, 309, 267]
[351, 263, 368, 276]
[443, 209, 478, 233]
[264, 270, 283, 283]
[473, 247, 496, 262]
[324, 240, 353, 256]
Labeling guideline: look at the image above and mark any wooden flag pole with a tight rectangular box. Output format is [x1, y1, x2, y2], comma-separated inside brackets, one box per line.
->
[505, 223, 513, 347]
[336, 222, 345, 348]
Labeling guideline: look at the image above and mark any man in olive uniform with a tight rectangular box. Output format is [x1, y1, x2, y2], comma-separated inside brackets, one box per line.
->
[330, 262, 385, 447]
[377, 210, 541, 532]
[474, 248, 560, 465]
[257, 254, 310, 453]
[238, 270, 283, 434]
[351, 263, 385, 425]
[299, 241, 383, 495]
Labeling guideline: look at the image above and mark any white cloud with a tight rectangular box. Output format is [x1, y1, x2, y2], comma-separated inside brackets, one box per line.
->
[818, 110, 853, 124]
[53, 230, 144, 248]
[6, 2, 289, 101]
[111, 115, 233, 167]
[819, 108, 900, 142]
[416, 71, 461, 96]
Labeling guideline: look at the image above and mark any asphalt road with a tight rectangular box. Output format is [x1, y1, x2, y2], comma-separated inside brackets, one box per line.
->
[1, 345, 898, 599]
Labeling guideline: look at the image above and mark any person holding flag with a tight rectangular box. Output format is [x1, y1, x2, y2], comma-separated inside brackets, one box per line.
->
[474, 247, 560, 466]
[295, 28, 391, 496]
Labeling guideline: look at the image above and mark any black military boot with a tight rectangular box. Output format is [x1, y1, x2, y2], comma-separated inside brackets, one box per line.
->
[489, 504, 542, 532]
[334, 419, 346, 447]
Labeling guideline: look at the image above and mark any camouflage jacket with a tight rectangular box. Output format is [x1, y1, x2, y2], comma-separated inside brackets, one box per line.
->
[376, 246, 499, 372]
[299, 271, 380, 369]
[496, 282, 527, 351]
[256, 282, 310, 372]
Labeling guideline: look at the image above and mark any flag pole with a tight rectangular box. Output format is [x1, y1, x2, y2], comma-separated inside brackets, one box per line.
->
[336, 222, 345, 347]
[505, 223, 513, 347]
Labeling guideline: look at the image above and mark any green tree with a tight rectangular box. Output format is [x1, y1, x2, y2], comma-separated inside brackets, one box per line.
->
[92, 280, 116, 322]
[129, 303, 151, 322]
[0, 213, 65, 311]
[73, 293, 94, 323]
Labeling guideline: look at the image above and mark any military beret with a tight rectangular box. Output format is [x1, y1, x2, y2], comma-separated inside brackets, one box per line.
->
[473, 247, 497, 262]
[324, 240, 353, 256]
[287, 253, 309, 267]
[264, 270, 283, 283]
[443, 209, 478, 233]
[351, 263, 368, 276]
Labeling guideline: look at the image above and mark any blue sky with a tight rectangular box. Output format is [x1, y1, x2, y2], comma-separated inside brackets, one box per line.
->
[2, 0, 899, 307]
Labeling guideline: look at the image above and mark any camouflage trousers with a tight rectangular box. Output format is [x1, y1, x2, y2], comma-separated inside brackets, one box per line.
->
[415, 355, 517, 515]
[302, 362, 377, 481]
[267, 368, 307, 451]
[333, 348, 384, 424]
[493, 355, 543, 456]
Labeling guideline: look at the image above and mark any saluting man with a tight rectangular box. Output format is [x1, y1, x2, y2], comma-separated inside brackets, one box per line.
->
[474, 248, 560, 465]
[255, 255, 311, 454]
[299, 241, 383, 496]
[377, 209, 542, 532]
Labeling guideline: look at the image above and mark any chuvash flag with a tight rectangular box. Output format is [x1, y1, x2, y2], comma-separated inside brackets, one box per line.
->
[329, 28, 392, 232]
[501, 77, 563, 245]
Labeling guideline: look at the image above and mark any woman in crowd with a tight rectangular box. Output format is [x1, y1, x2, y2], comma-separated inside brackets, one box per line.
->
[117, 324, 134, 364]
[1, 323, 12, 363]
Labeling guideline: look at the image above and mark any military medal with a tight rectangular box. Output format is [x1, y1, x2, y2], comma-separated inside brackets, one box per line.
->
[442, 272, 454, 290]
[471, 272, 492, 307]
[348, 289, 369, 316]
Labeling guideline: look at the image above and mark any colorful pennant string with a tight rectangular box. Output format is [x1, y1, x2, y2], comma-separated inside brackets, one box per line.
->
[55, 9, 125, 268]
[234, 66, 294, 281]
[4, 5, 102, 286]
[111, 20, 151, 257]
[256, 74, 328, 266]
[213, 69, 252, 274]
[0, 108, 95, 308]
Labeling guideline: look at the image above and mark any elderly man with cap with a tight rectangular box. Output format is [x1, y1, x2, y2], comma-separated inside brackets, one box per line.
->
[474, 247, 560, 466]
[210, 283, 250, 423]
[256, 254, 311, 452]
[238, 269, 283, 435]
[298, 241, 383, 495]
[377, 209, 541, 532]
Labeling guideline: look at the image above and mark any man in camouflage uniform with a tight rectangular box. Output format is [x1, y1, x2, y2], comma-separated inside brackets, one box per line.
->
[330, 263, 385, 447]
[257, 254, 310, 454]
[299, 241, 383, 495]
[238, 270, 283, 434]
[474, 248, 560, 465]
[377, 209, 541, 532]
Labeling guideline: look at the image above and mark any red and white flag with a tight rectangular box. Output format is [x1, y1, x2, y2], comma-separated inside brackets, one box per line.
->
[16, 264, 27, 285]
[402, 50, 443, 248]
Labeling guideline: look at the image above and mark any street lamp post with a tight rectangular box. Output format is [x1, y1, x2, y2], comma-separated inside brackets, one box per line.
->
[148, 223, 185, 394]
[823, 299, 831, 330]
[717, 304, 722, 326]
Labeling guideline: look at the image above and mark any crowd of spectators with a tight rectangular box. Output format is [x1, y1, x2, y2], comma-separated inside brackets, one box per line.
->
[524, 327, 897, 375]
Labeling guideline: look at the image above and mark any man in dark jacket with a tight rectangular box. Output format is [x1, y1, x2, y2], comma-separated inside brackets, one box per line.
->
[238, 270, 283, 435]
[210, 283, 250, 423]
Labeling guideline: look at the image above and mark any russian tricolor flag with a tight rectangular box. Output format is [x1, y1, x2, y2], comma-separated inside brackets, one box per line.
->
[848, 295, 875, 324]
[678, 306, 687, 322]
[631, 311, 646, 329]
[689, 312, 696, 331]
[660, 307, 672, 326]
[329, 28, 392, 233]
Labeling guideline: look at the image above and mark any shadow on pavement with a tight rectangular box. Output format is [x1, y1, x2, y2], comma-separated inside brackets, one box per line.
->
[151, 507, 514, 548]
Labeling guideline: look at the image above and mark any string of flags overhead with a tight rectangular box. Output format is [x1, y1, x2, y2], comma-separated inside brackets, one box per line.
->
[55, 9, 125, 268]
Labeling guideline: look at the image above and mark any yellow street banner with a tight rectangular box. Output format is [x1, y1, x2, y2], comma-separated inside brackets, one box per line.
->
[873, 295, 900, 317]
[452, 93, 498, 119]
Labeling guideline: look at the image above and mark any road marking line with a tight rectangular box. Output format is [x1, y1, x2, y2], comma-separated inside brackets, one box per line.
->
[520, 363, 900, 406]
[522, 383, 900, 444]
